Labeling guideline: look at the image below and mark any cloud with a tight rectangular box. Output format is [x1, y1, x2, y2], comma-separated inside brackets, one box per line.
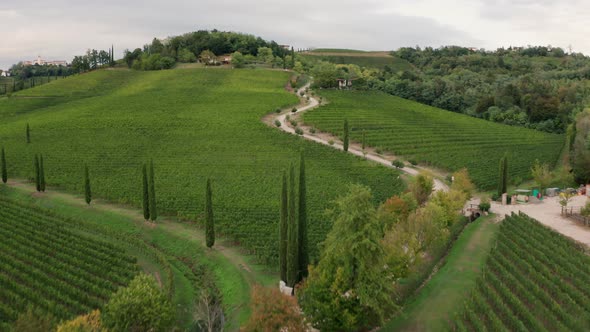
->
[0, 0, 588, 70]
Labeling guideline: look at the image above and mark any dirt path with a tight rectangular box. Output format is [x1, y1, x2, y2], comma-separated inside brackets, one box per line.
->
[5, 178, 264, 284]
[490, 195, 590, 247]
[267, 83, 449, 192]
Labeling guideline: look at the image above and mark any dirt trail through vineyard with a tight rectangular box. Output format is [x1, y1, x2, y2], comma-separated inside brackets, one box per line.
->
[267, 83, 449, 192]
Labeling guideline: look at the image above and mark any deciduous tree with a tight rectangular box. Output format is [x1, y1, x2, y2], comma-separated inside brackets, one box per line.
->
[243, 286, 306, 332]
[531, 159, 552, 195]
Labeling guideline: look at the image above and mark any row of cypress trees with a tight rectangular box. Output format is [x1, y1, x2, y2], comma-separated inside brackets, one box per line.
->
[279, 151, 308, 288]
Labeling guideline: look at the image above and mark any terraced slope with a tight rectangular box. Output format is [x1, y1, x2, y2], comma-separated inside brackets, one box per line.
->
[0, 196, 138, 328]
[453, 212, 590, 331]
[303, 91, 564, 188]
[0, 69, 403, 264]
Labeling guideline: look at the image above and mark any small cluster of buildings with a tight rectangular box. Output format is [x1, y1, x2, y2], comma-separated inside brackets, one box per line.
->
[23, 56, 67, 66]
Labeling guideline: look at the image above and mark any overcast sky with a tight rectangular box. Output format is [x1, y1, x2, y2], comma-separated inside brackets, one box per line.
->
[1, 0, 589, 71]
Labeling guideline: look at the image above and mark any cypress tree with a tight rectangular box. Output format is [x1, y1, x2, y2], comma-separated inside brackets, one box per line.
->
[1, 147, 7, 184]
[361, 129, 366, 152]
[279, 171, 288, 283]
[298, 151, 308, 280]
[34, 154, 40, 192]
[26, 123, 30, 144]
[142, 164, 150, 220]
[503, 153, 509, 194]
[343, 119, 349, 152]
[205, 178, 215, 248]
[84, 165, 91, 205]
[148, 160, 157, 221]
[290, 47, 295, 68]
[497, 155, 504, 196]
[39, 154, 45, 192]
[286, 164, 298, 287]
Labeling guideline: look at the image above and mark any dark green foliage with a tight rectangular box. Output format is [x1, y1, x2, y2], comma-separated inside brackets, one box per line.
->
[298, 152, 308, 279]
[1, 147, 7, 183]
[33, 154, 40, 192]
[291, 47, 296, 68]
[39, 155, 45, 192]
[84, 165, 91, 205]
[148, 160, 157, 221]
[11, 307, 55, 332]
[361, 130, 366, 151]
[142, 164, 150, 220]
[26, 123, 30, 144]
[205, 178, 215, 248]
[343, 119, 349, 152]
[392, 160, 405, 169]
[498, 154, 509, 196]
[103, 273, 175, 332]
[287, 164, 298, 287]
[280, 171, 288, 282]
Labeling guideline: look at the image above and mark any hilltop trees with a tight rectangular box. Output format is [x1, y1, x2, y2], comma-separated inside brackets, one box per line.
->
[205, 178, 215, 248]
[571, 110, 590, 184]
[1, 147, 7, 184]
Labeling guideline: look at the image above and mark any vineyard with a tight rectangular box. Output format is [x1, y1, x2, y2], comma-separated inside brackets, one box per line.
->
[300, 50, 412, 70]
[0, 196, 138, 328]
[453, 212, 590, 331]
[0, 69, 403, 264]
[303, 90, 564, 189]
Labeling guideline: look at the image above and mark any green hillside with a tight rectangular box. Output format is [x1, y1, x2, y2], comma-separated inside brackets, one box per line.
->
[0, 69, 403, 264]
[0, 196, 138, 328]
[303, 90, 564, 189]
[301, 50, 412, 70]
[454, 213, 590, 330]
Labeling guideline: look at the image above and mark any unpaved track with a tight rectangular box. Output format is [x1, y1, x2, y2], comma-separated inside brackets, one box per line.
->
[270, 83, 449, 192]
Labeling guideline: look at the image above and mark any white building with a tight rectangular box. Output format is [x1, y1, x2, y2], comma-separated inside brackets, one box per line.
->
[24, 56, 67, 66]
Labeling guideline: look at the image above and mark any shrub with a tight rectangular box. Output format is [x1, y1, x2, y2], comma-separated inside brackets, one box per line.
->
[275, 108, 281, 113]
[286, 115, 290, 121]
[479, 196, 491, 212]
[300, 91, 305, 97]
[309, 127, 316, 134]
[243, 286, 305, 332]
[409, 159, 418, 166]
[275, 120, 281, 127]
[328, 139, 334, 145]
[12, 307, 55, 332]
[295, 127, 304, 135]
[491, 193, 500, 201]
[290, 119, 298, 127]
[391, 160, 404, 169]
[292, 107, 297, 113]
[102, 273, 175, 332]
[581, 201, 590, 217]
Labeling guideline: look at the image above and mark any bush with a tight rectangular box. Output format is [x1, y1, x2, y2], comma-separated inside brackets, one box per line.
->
[491, 193, 500, 201]
[243, 286, 305, 332]
[391, 160, 404, 169]
[102, 273, 175, 332]
[275, 108, 281, 113]
[309, 127, 316, 134]
[328, 139, 334, 145]
[375, 147, 383, 154]
[292, 107, 298, 113]
[479, 196, 491, 212]
[290, 119, 298, 126]
[409, 159, 418, 166]
[295, 127, 304, 135]
[12, 307, 56, 332]
[286, 115, 290, 121]
[57, 310, 102, 332]
[275, 120, 281, 127]
[300, 91, 305, 97]
[581, 202, 590, 217]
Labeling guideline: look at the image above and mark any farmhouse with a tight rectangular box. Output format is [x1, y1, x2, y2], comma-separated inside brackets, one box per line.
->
[218, 54, 232, 65]
[23, 55, 67, 66]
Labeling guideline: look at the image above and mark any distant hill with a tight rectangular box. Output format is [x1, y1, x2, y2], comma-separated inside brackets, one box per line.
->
[301, 49, 412, 70]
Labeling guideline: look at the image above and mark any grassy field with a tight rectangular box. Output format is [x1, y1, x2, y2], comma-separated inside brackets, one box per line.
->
[0, 193, 139, 329]
[382, 215, 499, 331]
[453, 212, 590, 331]
[301, 50, 412, 70]
[0, 68, 403, 266]
[303, 90, 564, 189]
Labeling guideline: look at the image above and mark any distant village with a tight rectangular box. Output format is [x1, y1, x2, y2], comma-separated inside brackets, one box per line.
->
[23, 55, 68, 67]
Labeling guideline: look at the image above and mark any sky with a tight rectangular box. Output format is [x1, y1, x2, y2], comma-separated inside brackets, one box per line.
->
[1, 0, 589, 71]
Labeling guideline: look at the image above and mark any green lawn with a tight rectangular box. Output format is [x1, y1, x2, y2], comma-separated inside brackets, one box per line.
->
[382, 215, 500, 331]
[303, 90, 564, 189]
[0, 68, 403, 266]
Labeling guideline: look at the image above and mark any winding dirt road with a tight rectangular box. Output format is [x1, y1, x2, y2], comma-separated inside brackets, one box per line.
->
[270, 83, 449, 192]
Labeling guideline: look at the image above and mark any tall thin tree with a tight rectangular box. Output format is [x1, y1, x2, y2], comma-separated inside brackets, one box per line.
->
[142, 164, 150, 220]
[361, 130, 366, 152]
[290, 46, 296, 68]
[26, 123, 31, 144]
[34, 154, 40, 192]
[205, 178, 215, 248]
[497, 155, 504, 196]
[503, 153, 509, 194]
[298, 151, 308, 280]
[279, 171, 288, 283]
[286, 164, 298, 287]
[343, 119, 349, 152]
[1, 147, 7, 184]
[84, 165, 92, 205]
[39, 154, 45, 192]
[148, 160, 157, 221]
